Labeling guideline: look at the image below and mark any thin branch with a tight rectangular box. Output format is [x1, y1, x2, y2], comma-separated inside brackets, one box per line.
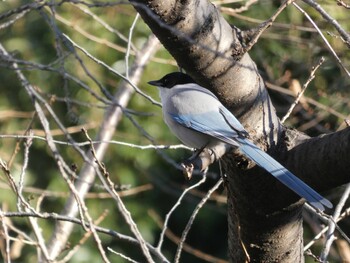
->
[0, 181, 153, 200]
[46, 34, 160, 259]
[82, 128, 155, 263]
[305, 249, 323, 262]
[220, 9, 317, 32]
[0, 134, 190, 150]
[107, 247, 141, 263]
[157, 175, 207, 250]
[0, 42, 112, 262]
[28, 216, 51, 262]
[52, 5, 175, 66]
[0, 1, 47, 20]
[293, 2, 350, 78]
[50, 8, 131, 54]
[174, 178, 224, 263]
[281, 57, 325, 124]
[74, 5, 134, 49]
[304, 206, 350, 251]
[0, 8, 30, 30]
[17, 130, 33, 212]
[149, 209, 228, 263]
[216, 0, 258, 13]
[243, 0, 296, 53]
[63, 34, 161, 106]
[0, 158, 38, 215]
[321, 184, 350, 261]
[336, 0, 350, 9]
[57, 210, 109, 263]
[125, 13, 140, 79]
[266, 82, 348, 120]
[0, 208, 11, 263]
[0, 55, 113, 105]
[1, 211, 169, 263]
[303, 0, 350, 48]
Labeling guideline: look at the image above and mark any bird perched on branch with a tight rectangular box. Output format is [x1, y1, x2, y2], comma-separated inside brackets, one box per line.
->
[148, 72, 332, 211]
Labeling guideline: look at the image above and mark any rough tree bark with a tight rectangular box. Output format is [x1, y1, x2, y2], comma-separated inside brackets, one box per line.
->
[131, 0, 350, 262]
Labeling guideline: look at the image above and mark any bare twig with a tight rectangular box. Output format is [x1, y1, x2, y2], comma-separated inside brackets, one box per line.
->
[125, 13, 140, 79]
[243, 0, 296, 53]
[303, 0, 350, 47]
[220, 9, 317, 32]
[0, 158, 37, 215]
[0, 1, 46, 21]
[0, 133, 190, 150]
[304, 206, 350, 251]
[293, 2, 350, 78]
[0, 181, 153, 200]
[216, 0, 258, 13]
[28, 215, 51, 262]
[0, 8, 30, 30]
[174, 178, 224, 263]
[0, 43, 111, 263]
[107, 247, 141, 263]
[1, 211, 169, 262]
[82, 128, 155, 263]
[0, 208, 11, 263]
[74, 5, 134, 48]
[46, 34, 160, 259]
[266, 82, 348, 120]
[51, 9, 130, 54]
[149, 209, 228, 263]
[336, 0, 350, 9]
[320, 184, 350, 261]
[63, 34, 161, 106]
[281, 57, 325, 123]
[157, 175, 207, 250]
[51, 5, 175, 66]
[17, 130, 34, 211]
[305, 249, 322, 262]
[58, 210, 109, 263]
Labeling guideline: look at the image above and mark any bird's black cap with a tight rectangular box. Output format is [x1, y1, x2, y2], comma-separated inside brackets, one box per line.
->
[148, 72, 195, 89]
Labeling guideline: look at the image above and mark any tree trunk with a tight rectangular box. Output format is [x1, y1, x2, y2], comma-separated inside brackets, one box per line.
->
[131, 0, 350, 261]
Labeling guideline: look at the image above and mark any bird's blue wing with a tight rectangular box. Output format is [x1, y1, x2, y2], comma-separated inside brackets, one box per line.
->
[218, 106, 248, 136]
[170, 110, 241, 146]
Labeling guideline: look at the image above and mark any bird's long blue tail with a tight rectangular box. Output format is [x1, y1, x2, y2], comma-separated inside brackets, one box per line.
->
[236, 137, 332, 211]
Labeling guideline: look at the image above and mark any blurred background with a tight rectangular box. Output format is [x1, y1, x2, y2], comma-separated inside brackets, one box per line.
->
[0, 0, 349, 262]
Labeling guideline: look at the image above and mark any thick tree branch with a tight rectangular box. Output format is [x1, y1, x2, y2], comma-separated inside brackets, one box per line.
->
[285, 127, 350, 191]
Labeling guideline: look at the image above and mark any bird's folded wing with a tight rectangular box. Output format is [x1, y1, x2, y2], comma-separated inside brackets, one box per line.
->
[169, 111, 240, 147]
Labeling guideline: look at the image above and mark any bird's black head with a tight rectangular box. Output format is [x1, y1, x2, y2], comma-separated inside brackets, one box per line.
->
[148, 72, 195, 89]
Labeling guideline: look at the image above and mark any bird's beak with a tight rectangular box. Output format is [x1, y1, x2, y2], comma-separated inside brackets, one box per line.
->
[147, 80, 161, 87]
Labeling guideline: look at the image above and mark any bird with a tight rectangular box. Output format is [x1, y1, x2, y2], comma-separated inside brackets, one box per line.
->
[148, 72, 332, 211]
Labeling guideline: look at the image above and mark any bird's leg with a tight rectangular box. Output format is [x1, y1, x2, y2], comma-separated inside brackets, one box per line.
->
[181, 143, 209, 180]
[217, 157, 228, 182]
[181, 162, 194, 180]
[193, 143, 208, 159]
